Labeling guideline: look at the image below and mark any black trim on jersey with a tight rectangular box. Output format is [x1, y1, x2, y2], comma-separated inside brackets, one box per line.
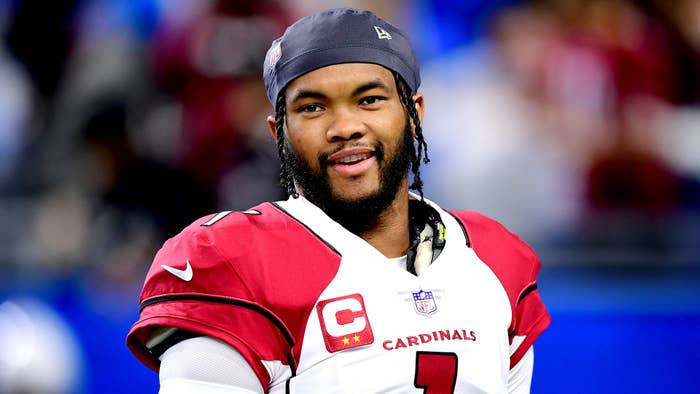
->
[140, 294, 298, 375]
[270, 201, 342, 257]
[148, 329, 202, 358]
[517, 283, 538, 305]
[445, 211, 471, 247]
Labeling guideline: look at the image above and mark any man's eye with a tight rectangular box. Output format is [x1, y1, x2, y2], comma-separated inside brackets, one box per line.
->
[361, 96, 383, 105]
[301, 104, 323, 112]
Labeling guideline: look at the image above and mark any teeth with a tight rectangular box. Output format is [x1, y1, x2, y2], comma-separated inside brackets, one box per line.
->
[337, 154, 370, 164]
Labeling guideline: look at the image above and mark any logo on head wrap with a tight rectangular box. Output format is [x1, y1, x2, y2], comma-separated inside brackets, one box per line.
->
[268, 41, 282, 69]
[373, 25, 392, 40]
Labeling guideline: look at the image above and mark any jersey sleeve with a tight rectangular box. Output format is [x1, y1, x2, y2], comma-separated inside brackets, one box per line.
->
[450, 210, 551, 368]
[126, 213, 289, 387]
[126, 204, 343, 390]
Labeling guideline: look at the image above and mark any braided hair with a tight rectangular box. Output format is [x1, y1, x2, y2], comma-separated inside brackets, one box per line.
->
[274, 71, 429, 199]
[274, 93, 297, 197]
[393, 71, 430, 196]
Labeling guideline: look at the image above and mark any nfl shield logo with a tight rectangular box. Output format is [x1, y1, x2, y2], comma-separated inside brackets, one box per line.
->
[412, 289, 437, 316]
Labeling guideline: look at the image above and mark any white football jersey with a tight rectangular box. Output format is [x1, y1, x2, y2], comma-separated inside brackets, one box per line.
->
[127, 194, 550, 393]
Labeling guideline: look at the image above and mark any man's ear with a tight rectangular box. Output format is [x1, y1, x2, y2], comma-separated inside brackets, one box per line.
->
[267, 115, 278, 141]
[411, 93, 425, 136]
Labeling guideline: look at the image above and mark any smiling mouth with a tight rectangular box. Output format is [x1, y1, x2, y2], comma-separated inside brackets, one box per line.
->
[331, 152, 373, 165]
[323, 146, 378, 167]
[322, 148, 379, 176]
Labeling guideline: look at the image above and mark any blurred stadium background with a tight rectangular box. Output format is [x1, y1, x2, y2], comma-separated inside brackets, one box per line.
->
[0, 0, 698, 393]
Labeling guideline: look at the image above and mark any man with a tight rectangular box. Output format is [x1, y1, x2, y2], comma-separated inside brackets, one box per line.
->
[127, 8, 550, 393]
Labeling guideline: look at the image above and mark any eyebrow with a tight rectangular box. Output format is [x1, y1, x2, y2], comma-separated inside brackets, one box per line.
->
[288, 89, 327, 105]
[288, 79, 391, 105]
[352, 79, 390, 96]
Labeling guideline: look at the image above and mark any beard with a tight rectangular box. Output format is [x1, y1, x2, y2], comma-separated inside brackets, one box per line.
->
[283, 118, 413, 233]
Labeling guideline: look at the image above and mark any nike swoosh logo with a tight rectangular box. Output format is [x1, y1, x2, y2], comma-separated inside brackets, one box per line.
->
[161, 260, 193, 282]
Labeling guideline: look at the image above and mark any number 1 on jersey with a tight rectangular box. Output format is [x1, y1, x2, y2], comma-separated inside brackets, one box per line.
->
[414, 351, 458, 394]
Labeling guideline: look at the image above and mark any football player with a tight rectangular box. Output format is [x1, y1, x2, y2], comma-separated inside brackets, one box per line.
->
[127, 8, 550, 393]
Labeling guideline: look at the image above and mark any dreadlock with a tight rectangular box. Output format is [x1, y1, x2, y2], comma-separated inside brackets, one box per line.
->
[274, 71, 430, 199]
[393, 71, 430, 199]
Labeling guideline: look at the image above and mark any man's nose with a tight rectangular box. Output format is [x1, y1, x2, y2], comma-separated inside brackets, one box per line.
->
[326, 108, 366, 142]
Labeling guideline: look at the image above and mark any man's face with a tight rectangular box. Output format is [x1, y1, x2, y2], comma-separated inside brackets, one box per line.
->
[269, 63, 424, 230]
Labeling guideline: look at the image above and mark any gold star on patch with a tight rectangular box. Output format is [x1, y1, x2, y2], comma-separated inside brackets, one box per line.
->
[353, 334, 361, 342]
[342, 337, 350, 345]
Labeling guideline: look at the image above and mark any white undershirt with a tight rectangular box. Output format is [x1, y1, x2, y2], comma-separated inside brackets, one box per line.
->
[158, 336, 535, 393]
[158, 336, 263, 394]
[386, 255, 408, 270]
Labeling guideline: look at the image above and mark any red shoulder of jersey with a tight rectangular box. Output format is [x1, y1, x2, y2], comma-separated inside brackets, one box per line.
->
[126, 202, 341, 388]
[448, 210, 551, 368]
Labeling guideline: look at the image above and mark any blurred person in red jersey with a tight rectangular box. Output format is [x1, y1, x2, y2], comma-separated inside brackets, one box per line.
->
[150, 0, 292, 213]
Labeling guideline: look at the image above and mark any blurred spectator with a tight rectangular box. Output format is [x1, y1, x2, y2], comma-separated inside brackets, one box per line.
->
[549, 0, 698, 251]
[81, 100, 202, 238]
[421, 4, 583, 246]
[150, 0, 288, 211]
[423, 0, 700, 257]
[3, 0, 291, 280]
[5, 0, 79, 100]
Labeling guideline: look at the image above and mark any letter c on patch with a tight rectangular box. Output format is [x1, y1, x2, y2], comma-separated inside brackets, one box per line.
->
[321, 297, 366, 337]
[316, 293, 374, 353]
